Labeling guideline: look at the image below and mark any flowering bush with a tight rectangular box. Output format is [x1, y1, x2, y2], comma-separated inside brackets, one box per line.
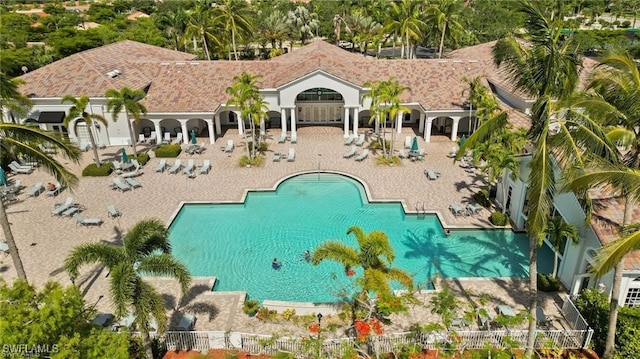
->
[308, 323, 320, 334]
[370, 318, 384, 335]
[354, 320, 371, 341]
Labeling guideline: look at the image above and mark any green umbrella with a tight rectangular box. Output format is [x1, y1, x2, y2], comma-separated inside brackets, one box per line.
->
[121, 148, 130, 163]
[190, 129, 197, 144]
[459, 134, 467, 147]
[410, 136, 419, 152]
[0, 167, 6, 186]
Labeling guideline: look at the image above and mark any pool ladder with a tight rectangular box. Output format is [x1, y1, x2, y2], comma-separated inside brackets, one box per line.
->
[416, 201, 427, 218]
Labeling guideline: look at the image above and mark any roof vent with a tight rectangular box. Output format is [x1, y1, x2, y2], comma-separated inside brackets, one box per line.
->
[107, 69, 121, 78]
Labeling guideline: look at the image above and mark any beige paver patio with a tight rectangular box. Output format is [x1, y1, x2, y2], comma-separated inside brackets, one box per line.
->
[0, 126, 563, 336]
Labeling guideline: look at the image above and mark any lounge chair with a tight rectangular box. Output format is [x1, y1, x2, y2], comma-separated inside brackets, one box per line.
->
[73, 213, 103, 226]
[425, 169, 439, 180]
[162, 132, 171, 144]
[172, 132, 183, 145]
[476, 308, 492, 329]
[168, 160, 182, 174]
[343, 145, 357, 158]
[290, 132, 297, 144]
[0, 242, 9, 256]
[193, 143, 206, 154]
[199, 160, 211, 174]
[11, 161, 33, 170]
[38, 143, 55, 154]
[8, 163, 33, 174]
[449, 203, 467, 217]
[121, 169, 141, 178]
[131, 159, 142, 170]
[417, 148, 425, 161]
[287, 148, 295, 162]
[447, 146, 458, 158]
[355, 149, 369, 161]
[343, 134, 355, 145]
[467, 203, 482, 215]
[536, 307, 551, 327]
[79, 142, 91, 152]
[355, 134, 365, 146]
[224, 139, 234, 153]
[92, 313, 115, 328]
[107, 205, 121, 218]
[62, 205, 80, 217]
[112, 160, 123, 175]
[404, 136, 412, 149]
[137, 134, 146, 144]
[273, 153, 282, 162]
[44, 182, 62, 196]
[147, 132, 157, 144]
[171, 314, 196, 331]
[125, 177, 142, 189]
[28, 182, 44, 197]
[18, 158, 39, 167]
[51, 196, 74, 216]
[498, 305, 516, 317]
[182, 159, 195, 175]
[398, 150, 407, 159]
[278, 133, 287, 143]
[112, 178, 130, 192]
[155, 159, 167, 172]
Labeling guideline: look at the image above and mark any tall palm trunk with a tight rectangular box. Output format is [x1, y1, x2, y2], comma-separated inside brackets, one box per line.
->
[200, 32, 211, 61]
[438, 22, 447, 59]
[125, 114, 138, 157]
[232, 28, 238, 61]
[250, 120, 257, 159]
[390, 114, 397, 159]
[603, 194, 632, 358]
[88, 128, 100, 165]
[0, 203, 27, 280]
[526, 235, 538, 356]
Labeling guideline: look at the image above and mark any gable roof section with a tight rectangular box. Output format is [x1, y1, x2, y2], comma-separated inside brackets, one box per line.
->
[19, 40, 195, 98]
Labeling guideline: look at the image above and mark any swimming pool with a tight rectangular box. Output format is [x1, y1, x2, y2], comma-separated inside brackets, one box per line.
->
[168, 173, 553, 303]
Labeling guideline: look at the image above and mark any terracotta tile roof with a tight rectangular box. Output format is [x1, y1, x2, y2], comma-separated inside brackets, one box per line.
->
[18, 40, 196, 98]
[589, 188, 640, 271]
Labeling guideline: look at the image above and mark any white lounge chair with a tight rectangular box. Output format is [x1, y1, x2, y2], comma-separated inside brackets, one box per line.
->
[121, 169, 141, 178]
[28, 182, 44, 197]
[8, 163, 33, 174]
[112, 160, 123, 175]
[73, 213, 103, 226]
[137, 134, 146, 144]
[182, 159, 195, 175]
[224, 140, 234, 153]
[45, 182, 62, 196]
[168, 160, 182, 174]
[398, 150, 407, 159]
[343, 134, 355, 145]
[172, 132, 183, 144]
[199, 160, 210, 174]
[355, 134, 365, 146]
[467, 203, 482, 215]
[287, 148, 295, 162]
[162, 132, 171, 144]
[125, 177, 142, 189]
[112, 178, 130, 192]
[51, 196, 74, 216]
[355, 149, 369, 161]
[38, 143, 55, 154]
[107, 205, 121, 218]
[155, 159, 166, 173]
[449, 203, 467, 217]
[290, 132, 297, 144]
[10, 161, 33, 171]
[278, 133, 287, 143]
[147, 132, 157, 144]
[79, 142, 91, 152]
[273, 153, 282, 162]
[343, 145, 356, 158]
[425, 169, 439, 180]
[404, 136, 412, 149]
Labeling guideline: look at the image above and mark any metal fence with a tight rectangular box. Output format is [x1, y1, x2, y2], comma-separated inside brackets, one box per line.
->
[561, 295, 594, 347]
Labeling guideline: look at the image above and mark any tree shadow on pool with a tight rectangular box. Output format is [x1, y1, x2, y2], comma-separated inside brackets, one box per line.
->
[456, 231, 529, 277]
[162, 284, 220, 321]
[401, 228, 469, 279]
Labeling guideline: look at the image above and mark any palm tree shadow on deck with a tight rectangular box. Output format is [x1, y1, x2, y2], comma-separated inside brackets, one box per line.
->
[162, 284, 220, 322]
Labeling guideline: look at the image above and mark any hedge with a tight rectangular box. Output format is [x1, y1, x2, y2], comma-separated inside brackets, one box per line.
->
[132, 152, 150, 166]
[154, 144, 182, 158]
[489, 211, 508, 226]
[82, 163, 113, 177]
[537, 273, 561, 292]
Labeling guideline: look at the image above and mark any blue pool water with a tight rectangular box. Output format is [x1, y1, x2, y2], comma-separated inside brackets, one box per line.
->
[168, 173, 553, 303]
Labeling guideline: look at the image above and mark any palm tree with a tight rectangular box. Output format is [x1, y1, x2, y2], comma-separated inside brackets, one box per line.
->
[211, 0, 254, 61]
[105, 87, 147, 157]
[64, 219, 191, 359]
[1, 123, 81, 281]
[311, 225, 413, 299]
[156, 9, 188, 51]
[226, 72, 264, 159]
[384, 0, 426, 59]
[544, 215, 579, 278]
[0, 72, 32, 122]
[363, 78, 409, 160]
[258, 10, 289, 51]
[185, 3, 220, 60]
[482, 143, 521, 214]
[286, 6, 319, 48]
[61, 94, 108, 165]
[427, 0, 467, 59]
[490, 1, 617, 355]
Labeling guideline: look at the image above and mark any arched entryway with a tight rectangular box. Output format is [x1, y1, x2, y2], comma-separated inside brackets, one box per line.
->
[295, 87, 345, 125]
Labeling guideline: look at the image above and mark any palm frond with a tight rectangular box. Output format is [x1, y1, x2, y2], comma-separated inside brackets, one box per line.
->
[385, 267, 414, 290]
[64, 243, 126, 281]
[137, 254, 191, 295]
[592, 229, 640, 278]
[455, 111, 508, 159]
[525, 136, 556, 242]
[363, 268, 392, 295]
[131, 280, 168, 334]
[311, 241, 359, 267]
[109, 262, 137, 319]
[124, 219, 171, 258]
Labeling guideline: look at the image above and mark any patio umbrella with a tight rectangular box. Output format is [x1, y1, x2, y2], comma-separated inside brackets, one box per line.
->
[459, 134, 467, 147]
[190, 129, 197, 145]
[121, 147, 130, 163]
[0, 167, 6, 186]
[410, 136, 419, 152]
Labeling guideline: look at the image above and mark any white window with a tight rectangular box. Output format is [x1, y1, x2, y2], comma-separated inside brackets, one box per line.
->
[624, 287, 640, 307]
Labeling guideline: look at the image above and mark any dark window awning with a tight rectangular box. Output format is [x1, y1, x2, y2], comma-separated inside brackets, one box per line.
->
[37, 111, 65, 123]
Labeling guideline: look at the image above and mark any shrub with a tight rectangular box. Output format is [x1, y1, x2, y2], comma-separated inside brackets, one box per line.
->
[537, 273, 560, 292]
[489, 212, 508, 226]
[132, 152, 150, 166]
[82, 163, 113, 177]
[281, 308, 296, 321]
[375, 155, 402, 166]
[247, 141, 269, 154]
[473, 189, 491, 208]
[369, 139, 391, 151]
[154, 144, 181, 158]
[621, 20, 631, 28]
[239, 155, 265, 167]
[242, 300, 260, 316]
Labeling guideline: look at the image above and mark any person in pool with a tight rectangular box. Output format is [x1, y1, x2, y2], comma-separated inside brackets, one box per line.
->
[304, 250, 311, 262]
[272, 258, 281, 269]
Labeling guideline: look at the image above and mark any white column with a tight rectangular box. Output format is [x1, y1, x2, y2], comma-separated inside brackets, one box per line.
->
[260, 117, 265, 135]
[290, 108, 296, 134]
[450, 117, 460, 142]
[235, 111, 243, 135]
[424, 117, 433, 143]
[207, 119, 215, 144]
[343, 107, 350, 136]
[352, 108, 359, 134]
[396, 111, 403, 133]
[153, 121, 162, 144]
[418, 112, 426, 133]
[214, 113, 221, 135]
[280, 108, 287, 133]
[180, 120, 188, 144]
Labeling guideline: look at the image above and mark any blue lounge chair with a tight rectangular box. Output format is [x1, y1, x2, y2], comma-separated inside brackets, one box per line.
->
[125, 177, 141, 189]
[182, 159, 195, 175]
[28, 182, 44, 197]
[107, 205, 121, 218]
[425, 169, 439, 180]
[62, 206, 80, 217]
[112, 178, 130, 192]
[355, 149, 369, 161]
[168, 160, 182, 174]
[343, 145, 356, 158]
[155, 159, 166, 172]
[73, 213, 103, 226]
[449, 203, 467, 217]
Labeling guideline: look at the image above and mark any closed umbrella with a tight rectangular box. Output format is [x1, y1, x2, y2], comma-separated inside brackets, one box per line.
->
[410, 136, 419, 153]
[459, 134, 467, 147]
[121, 148, 130, 163]
[0, 167, 6, 186]
[190, 129, 197, 145]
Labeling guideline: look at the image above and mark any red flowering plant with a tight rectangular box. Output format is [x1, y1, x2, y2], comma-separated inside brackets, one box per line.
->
[308, 323, 320, 334]
[353, 319, 371, 341]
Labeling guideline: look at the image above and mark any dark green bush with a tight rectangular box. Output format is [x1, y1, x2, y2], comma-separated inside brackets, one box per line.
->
[154, 144, 181, 158]
[82, 163, 113, 177]
[132, 152, 150, 166]
[537, 273, 560, 292]
[473, 189, 491, 208]
[489, 212, 508, 226]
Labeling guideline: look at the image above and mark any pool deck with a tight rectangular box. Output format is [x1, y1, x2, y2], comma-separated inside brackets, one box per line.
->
[0, 126, 565, 336]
